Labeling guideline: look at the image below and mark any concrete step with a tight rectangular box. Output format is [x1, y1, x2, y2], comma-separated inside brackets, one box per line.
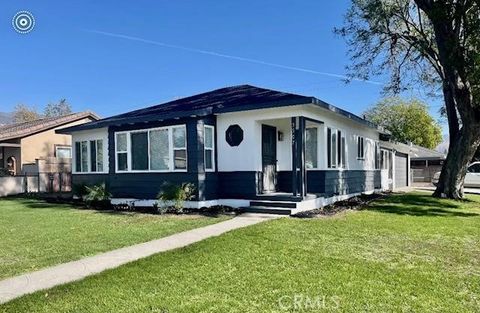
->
[249, 200, 297, 208]
[240, 206, 292, 215]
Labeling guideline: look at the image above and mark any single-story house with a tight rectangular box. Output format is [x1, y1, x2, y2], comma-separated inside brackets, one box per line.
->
[0, 112, 99, 175]
[410, 144, 446, 183]
[58, 85, 410, 214]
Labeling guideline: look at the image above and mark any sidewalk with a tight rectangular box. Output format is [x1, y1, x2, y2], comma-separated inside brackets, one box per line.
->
[0, 213, 281, 304]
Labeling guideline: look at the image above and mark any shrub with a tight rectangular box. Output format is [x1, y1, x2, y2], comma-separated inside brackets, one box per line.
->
[72, 183, 88, 199]
[157, 182, 196, 214]
[84, 183, 112, 209]
[0, 168, 12, 177]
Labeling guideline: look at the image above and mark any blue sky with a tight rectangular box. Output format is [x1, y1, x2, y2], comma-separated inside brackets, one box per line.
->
[1, 0, 444, 126]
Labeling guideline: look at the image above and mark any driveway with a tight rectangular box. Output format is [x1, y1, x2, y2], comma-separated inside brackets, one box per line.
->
[414, 185, 480, 195]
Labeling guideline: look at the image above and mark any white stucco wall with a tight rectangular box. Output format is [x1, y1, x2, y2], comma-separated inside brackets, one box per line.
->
[71, 128, 109, 174]
[216, 104, 381, 172]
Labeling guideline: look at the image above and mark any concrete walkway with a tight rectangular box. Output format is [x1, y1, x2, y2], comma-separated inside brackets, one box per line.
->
[0, 213, 281, 304]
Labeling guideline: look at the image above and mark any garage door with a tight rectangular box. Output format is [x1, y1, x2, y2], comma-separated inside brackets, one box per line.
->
[395, 152, 408, 188]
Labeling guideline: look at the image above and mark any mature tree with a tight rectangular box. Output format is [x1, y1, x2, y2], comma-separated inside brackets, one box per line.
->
[44, 99, 72, 117]
[13, 104, 41, 123]
[336, 0, 480, 199]
[364, 97, 442, 149]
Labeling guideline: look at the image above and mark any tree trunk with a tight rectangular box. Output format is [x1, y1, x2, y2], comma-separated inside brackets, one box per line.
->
[434, 122, 480, 199]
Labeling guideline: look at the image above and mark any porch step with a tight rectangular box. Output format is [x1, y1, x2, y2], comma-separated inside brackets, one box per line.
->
[240, 206, 292, 215]
[249, 201, 297, 208]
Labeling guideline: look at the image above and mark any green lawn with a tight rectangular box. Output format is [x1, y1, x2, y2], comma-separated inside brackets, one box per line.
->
[0, 198, 229, 280]
[2, 192, 480, 312]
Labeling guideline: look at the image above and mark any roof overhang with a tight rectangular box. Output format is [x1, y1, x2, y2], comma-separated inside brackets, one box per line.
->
[0, 143, 21, 148]
[58, 97, 389, 135]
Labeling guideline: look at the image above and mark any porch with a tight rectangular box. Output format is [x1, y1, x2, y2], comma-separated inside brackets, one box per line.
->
[257, 116, 324, 199]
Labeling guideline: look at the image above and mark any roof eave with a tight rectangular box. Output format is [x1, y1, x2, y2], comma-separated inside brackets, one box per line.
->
[56, 107, 214, 134]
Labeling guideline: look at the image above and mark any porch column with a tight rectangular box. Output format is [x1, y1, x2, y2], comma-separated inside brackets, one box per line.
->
[291, 116, 307, 198]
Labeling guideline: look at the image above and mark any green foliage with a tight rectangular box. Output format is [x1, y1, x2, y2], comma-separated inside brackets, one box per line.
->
[0, 198, 227, 279]
[2, 193, 480, 312]
[72, 183, 88, 199]
[84, 183, 111, 203]
[44, 99, 72, 117]
[364, 97, 442, 149]
[157, 182, 196, 213]
[13, 104, 41, 123]
[0, 168, 12, 177]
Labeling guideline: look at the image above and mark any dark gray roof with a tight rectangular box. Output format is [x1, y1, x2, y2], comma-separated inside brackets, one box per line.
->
[411, 144, 446, 160]
[58, 85, 385, 133]
[0, 112, 99, 141]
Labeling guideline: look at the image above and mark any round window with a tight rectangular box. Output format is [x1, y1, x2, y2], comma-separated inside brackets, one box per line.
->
[225, 125, 244, 147]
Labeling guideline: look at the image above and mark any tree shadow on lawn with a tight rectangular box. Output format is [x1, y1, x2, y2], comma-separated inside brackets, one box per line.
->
[365, 193, 479, 217]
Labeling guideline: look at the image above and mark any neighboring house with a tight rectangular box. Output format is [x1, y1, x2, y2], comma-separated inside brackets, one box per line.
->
[410, 144, 446, 183]
[58, 85, 410, 214]
[0, 112, 99, 175]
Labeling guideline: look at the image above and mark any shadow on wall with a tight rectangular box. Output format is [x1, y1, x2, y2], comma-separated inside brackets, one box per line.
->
[365, 193, 478, 217]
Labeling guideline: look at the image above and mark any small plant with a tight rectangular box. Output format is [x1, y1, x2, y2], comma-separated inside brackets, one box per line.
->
[157, 182, 196, 214]
[84, 183, 112, 209]
[0, 168, 12, 177]
[72, 183, 88, 199]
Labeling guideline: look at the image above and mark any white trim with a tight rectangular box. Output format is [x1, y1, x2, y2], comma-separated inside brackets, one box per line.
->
[110, 189, 384, 214]
[356, 135, 365, 160]
[204, 125, 215, 172]
[55, 145, 72, 159]
[305, 126, 319, 170]
[326, 126, 346, 169]
[114, 124, 187, 173]
[111, 198, 250, 209]
[73, 139, 108, 174]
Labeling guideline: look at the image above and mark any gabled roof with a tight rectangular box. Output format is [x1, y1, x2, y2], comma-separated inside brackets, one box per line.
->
[58, 85, 385, 133]
[411, 144, 446, 160]
[0, 111, 99, 141]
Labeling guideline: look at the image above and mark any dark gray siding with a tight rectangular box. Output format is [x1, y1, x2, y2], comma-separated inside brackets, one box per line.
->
[279, 170, 381, 196]
[74, 116, 220, 200]
[217, 171, 261, 199]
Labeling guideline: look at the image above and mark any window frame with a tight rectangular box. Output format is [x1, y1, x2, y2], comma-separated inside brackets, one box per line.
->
[114, 124, 188, 173]
[357, 136, 365, 160]
[327, 127, 346, 169]
[204, 125, 215, 172]
[55, 145, 72, 159]
[73, 139, 106, 174]
[305, 126, 319, 170]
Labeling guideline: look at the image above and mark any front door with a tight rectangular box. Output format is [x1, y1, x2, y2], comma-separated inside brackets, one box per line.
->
[262, 124, 277, 193]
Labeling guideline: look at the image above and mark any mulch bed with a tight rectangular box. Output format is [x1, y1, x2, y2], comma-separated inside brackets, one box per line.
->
[293, 192, 390, 218]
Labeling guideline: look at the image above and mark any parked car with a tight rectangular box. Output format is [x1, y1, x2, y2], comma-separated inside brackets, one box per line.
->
[432, 162, 480, 187]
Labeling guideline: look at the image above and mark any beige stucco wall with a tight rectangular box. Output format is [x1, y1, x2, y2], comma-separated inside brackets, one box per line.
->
[20, 117, 95, 165]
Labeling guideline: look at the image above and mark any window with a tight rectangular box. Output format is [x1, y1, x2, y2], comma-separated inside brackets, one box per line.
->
[374, 142, 380, 169]
[357, 136, 365, 159]
[116, 133, 128, 171]
[204, 125, 215, 171]
[337, 130, 346, 168]
[75, 140, 104, 173]
[56, 146, 72, 158]
[173, 126, 187, 170]
[115, 125, 187, 172]
[89, 140, 104, 172]
[468, 163, 480, 173]
[305, 127, 318, 169]
[327, 127, 345, 169]
[131, 132, 149, 170]
[150, 129, 169, 170]
[381, 150, 390, 170]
